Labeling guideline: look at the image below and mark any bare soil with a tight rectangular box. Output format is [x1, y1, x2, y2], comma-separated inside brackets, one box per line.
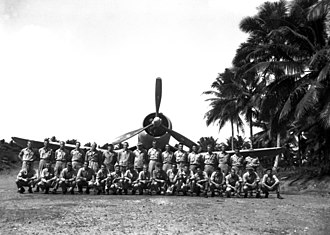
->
[1, 171, 330, 235]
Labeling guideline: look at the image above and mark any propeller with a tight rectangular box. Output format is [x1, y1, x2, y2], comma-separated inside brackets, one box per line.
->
[111, 123, 153, 145]
[155, 77, 162, 117]
[161, 124, 197, 148]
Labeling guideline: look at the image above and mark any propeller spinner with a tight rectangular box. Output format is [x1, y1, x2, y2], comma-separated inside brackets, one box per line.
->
[111, 78, 197, 149]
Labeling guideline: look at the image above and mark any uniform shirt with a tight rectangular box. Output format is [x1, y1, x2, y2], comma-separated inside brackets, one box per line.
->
[245, 156, 260, 168]
[152, 168, 167, 180]
[203, 152, 218, 166]
[218, 152, 229, 165]
[138, 171, 151, 182]
[111, 171, 124, 182]
[193, 171, 209, 181]
[124, 169, 139, 182]
[230, 154, 244, 167]
[118, 149, 134, 167]
[225, 174, 242, 186]
[55, 148, 69, 162]
[148, 148, 161, 161]
[102, 150, 118, 165]
[174, 150, 188, 164]
[133, 149, 148, 169]
[262, 174, 279, 186]
[188, 152, 202, 165]
[60, 168, 76, 181]
[242, 171, 260, 184]
[210, 171, 224, 184]
[17, 168, 37, 180]
[41, 168, 55, 181]
[85, 150, 101, 163]
[96, 169, 109, 181]
[177, 169, 194, 182]
[161, 151, 175, 164]
[167, 169, 179, 182]
[39, 147, 53, 161]
[18, 148, 35, 162]
[71, 149, 85, 163]
[77, 167, 95, 181]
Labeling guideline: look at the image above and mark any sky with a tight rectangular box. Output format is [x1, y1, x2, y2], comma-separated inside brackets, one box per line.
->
[0, 0, 276, 147]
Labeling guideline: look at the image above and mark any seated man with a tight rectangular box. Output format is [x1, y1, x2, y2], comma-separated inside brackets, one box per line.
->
[37, 162, 57, 194]
[261, 168, 283, 199]
[95, 164, 109, 195]
[176, 165, 194, 196]
[209, 167, 225, 197]
[242, 166, 261, 198]
[225, 168, 242, 198]
[191, 166, 209, 197]
[16, 161, 38, 194]
[110, 165, 125, 195]
[166, 163, 179, 195]
[151, 162, 168, 195]
[133, 164, 152, 195]
[124, 166, 139, 195]
[57, 162, 76, 194]
[77, 161, 95, 194]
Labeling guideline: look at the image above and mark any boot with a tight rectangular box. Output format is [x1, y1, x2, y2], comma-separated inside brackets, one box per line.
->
[277, 193, 284, 199]
[28, 187, 33, 193]
[264, 192, 269, 198]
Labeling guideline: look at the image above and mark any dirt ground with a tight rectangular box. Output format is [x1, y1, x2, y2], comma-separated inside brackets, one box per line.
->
[1, 173, 330, 235]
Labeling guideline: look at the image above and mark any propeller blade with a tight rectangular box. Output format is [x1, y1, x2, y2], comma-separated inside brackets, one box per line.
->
[155, 77, 162, 117]
[161, 125, 197, 148]
[111, 123, 153, 145]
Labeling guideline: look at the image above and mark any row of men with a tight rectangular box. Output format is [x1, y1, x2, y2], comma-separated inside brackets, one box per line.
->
[18, 139, 260, 182]
[16, 159, 283, 199]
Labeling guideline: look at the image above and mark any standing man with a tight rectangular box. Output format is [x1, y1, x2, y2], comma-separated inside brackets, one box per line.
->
[218, 145, 230, 176]
[203, 144, 218, 177]
[77, 161, 95, 194]
[18, 140, 36, 170]
[57, 162, 76, 195]
[133, 142, 148, 173]
[161, 144, 175, 173]
[15, 161, 37, 193]
[54, 141, 70, 177]
[85, 142, 101, 173]
[230, 147, 244, 176]
[174, 143, 188, 170]
[261, 168, 283, 199]
[118, 142, 135, 172]
[71, 142, 85, 171]
[102, 144, 118, 173]
[188, 144, 202, 173]
[148, 140, 161, 175]
[36, 139, 53, 192]
[244, 155, 261, 173]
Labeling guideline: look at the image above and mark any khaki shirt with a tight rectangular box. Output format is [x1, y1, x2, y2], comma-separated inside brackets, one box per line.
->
[133, 149, 148, 169]
[203, 152, 218, 166]
[60, 168, 76, 181]
[85, 150, 101, 163]
[242, 171, 260, 184]
[124, 169, 139, 181]
[162, 151, 175, 164]
[77, 167, 95, 181]
[18, 148, 35, 162]
[245, 156, 260, 168]
[174, 150, 188, 164]
[188, 152, 202, 165]
[167, 169, 178, 182]
[230, 154, 244, 167]
[96, 169, 109, 181]
[148, 148, 161, 161]
[17, 168, 37, 180]
[152, 168, 167, 180]
[39, 147, 53, 161]
[41, 168, 55, 180]
[138, 171, 151, 181]
[103, 151, 118, 165]
[218, 151, 229, 165]
[193, 171, 209, 181]
[55, 149, 69, 162]
[118, 150, 134, 167]
[71, 149, 85, 163]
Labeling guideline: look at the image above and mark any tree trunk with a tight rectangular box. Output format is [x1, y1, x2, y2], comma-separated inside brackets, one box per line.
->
[249, 113, 253, 149]
[273, 132, 281, 171]
[231, 118, 234, 150]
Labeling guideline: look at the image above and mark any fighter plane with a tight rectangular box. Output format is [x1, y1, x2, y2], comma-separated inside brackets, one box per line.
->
[12, 78, 284, 158]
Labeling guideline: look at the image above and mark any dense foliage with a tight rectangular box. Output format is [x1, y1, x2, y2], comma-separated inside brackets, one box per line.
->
[204, 0, 330, 174]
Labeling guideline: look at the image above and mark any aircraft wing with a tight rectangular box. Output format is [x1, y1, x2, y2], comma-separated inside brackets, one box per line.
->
[215, 147, 285, 158]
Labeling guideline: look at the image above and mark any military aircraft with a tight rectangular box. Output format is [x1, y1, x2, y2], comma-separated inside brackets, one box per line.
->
[12, 78, 284, 158]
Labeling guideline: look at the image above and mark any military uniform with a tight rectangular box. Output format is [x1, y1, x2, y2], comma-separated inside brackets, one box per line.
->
[166, 168, 179, 195]
[54, 148, 70, 177]
[210, 171, 225, 196]
[174, 150, 188, 170]
[218, 151, 230, 175]
[18, 147, 35, 170]
[102, 150, 117, 173]
[95, 168, 109, 194]
[71, 148, 85, 171]
[16, 168, 37, 193]
[38, 147, 53, 178]
[151, 168, 167, 194]
[135, 170, 152, 195]
[191, 170, 209, 196]
[133, 149, 148, 172]
[161, 150, 175, 173]
[58, 167, 77, 194]
[230, 153, 244, 176]
[261, 172, 281, 198]
[245, 156, 260, 172]
[242, 170, 260, 197]
[110, 170, 125, 194]
[176, 168, 194, 195]
[77, 166, 95, 194]
[124, 169, 139, 194]
[203, 152, 218, 177]
[225, 173, 242, 197]
[148, 147, 161, 175]
[85, 149, 101, 173]
[188, 151, 202, 173]
[37, 167, 56, 194]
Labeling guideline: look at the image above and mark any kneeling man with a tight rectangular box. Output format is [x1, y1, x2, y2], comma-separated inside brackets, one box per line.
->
[151, 162, 167, 195]
[37, 162, 57, 194]
[58, 162, 76, 194]
[225, 168, 242, 198]
[16, 161, 37, 194]
[242, 166, 261, 198]
[210, 167, 225, 197]
[191, 166, 209, 197]
[77, 161, 95, 194]
[261, 168, 283, 199]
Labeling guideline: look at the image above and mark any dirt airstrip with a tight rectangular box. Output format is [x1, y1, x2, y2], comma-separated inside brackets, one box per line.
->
[1, 173, 330, 235]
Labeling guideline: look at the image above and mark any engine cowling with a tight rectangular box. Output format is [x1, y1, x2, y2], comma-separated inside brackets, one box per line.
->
[138, 113, 172, 150]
